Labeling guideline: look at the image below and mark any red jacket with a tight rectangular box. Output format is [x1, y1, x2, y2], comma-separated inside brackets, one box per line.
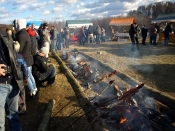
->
[27, 28, 36, 36]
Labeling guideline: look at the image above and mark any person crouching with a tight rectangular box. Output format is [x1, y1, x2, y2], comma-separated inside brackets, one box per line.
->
[32, 48, 56, 87]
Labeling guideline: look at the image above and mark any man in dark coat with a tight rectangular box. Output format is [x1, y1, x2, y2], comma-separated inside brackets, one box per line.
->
[96, 25, 101, 44]
[15, 19, 37, 97]
[0, 29, 24, 131]
[148, 23, 157, 46]
[141, 25, 148, 45]
[164, 22, 172, 46]
[129, 24, 137, 51]
[32, 48, 56, 87]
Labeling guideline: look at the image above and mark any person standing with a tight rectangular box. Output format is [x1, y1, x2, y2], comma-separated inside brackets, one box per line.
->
[87, 25, 94, 44]
[64, 27, 70, 48]
[129, 24, 137, 51]
[134, 23, 141, 47]
[79, 26, 86, 45]
[148, 23, 157, 46]
[50, 26, 58, 52]
[15, 19, 37, 97]
[141, 25, 148, 45]
[0, 29, 24, 131]
[41, 23, 51, 58]
[57, 29, 64, 51]
[164, 22, 172, 46]
[96, 25, 101, 44]
[101, 27, 106, 42]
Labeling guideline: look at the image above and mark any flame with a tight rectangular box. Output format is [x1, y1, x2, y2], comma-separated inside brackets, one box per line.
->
[119, 118, 127, 124]
[126, 110, 131, 113]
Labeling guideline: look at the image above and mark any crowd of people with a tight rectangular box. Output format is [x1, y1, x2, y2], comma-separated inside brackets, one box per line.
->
[0, 18, 58, 131]
[129, 22, 173, 51]
[78, 25, 106, 45]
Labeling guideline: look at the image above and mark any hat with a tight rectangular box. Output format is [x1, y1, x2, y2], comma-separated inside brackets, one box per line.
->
[26, 22, 32, 27]
[40, 47, 48, 55]
[43, 23, 48, 26]
[14, 41, 20, 52]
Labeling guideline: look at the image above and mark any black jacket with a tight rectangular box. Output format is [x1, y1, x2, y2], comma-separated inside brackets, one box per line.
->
[164, 24, 172, 37]
[32, 53, 47, 77]
[129, 25, 137, 38]
[0, 30, 24, 90]
[16, 29, 34, 67]
[141, 27, 148, 37]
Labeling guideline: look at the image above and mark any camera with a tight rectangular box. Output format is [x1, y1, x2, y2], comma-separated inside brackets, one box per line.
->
[2, 66, 11, 75]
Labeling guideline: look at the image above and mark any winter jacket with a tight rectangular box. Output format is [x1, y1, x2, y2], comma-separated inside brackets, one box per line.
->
[42, 28, 51, 43]
[32, 53, 54, 80]
[32, 53, 49, 78]
[27, 28, 37, 55]
[50, 29, 57, 40]
[141, 27, 148, 37]
[79, 27, 85, 37]
[129, 25, 137, 38]
[164, 23, 172, 38]
[17, 53, 28, 80]
[149, 24, 157, 36]
[0, 30, 24, 90]
[16, 28, 34, 67]
[96, 26, 101, 35]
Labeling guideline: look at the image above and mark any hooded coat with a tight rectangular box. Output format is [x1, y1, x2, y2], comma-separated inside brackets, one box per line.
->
[15, 19, 34, 67]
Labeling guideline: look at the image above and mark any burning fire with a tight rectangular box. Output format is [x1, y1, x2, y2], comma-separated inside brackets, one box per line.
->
[119, 118, 127, 124]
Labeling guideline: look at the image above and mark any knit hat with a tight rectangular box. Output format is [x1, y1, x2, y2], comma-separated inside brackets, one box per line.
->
[26, 22, 32, 27]
[14, 41, 20, 52]
[14, 19, 27, 32]
[43, 23, 48, 26]
[40, 47, 48, 55]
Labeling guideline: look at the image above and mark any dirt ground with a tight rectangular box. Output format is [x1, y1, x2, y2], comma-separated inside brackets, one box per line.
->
[69, 40, 175, 98]
[5, 57, 90, 131]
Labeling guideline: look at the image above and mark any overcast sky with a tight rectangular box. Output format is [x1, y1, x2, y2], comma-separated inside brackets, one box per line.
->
[0, 0, 174, 24]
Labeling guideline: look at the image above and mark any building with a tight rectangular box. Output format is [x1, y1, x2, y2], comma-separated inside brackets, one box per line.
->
[66, 20, 93, 28]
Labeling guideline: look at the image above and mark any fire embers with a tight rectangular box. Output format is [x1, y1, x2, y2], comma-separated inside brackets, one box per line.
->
[100, 104, 175, 131]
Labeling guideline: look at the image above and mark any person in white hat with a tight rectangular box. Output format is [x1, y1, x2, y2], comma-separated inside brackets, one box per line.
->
[32, 48, 56, 87]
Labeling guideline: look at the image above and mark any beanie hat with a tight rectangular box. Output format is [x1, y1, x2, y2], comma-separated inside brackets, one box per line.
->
[14, 19, 27, 32]
[26, 22, 32, 27]
[40, 47, 48, 55]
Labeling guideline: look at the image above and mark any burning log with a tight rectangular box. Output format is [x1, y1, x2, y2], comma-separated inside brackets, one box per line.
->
[119, 83, 144, 103]
[99, 70, 118, 82]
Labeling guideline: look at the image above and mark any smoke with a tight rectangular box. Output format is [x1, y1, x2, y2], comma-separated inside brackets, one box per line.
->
[141, 96, 155, 108]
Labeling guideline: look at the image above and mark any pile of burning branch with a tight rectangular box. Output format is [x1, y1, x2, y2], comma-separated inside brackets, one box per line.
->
[61, 50, 94, 80]
[58, 50, 175, 131]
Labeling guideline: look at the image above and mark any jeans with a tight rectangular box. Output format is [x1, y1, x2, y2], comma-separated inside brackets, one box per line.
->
[51, 40, 57, 51]
[101, 35, 105, 42]
[150, 35, 156, 45]
[27, 66, 37, 93]
[0, 82, 22, 131]
[164, 36, 170, 45]
[96, 34, 101, 44]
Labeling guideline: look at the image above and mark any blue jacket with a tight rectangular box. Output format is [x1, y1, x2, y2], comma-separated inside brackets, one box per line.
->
[17, 53, 28, 80]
